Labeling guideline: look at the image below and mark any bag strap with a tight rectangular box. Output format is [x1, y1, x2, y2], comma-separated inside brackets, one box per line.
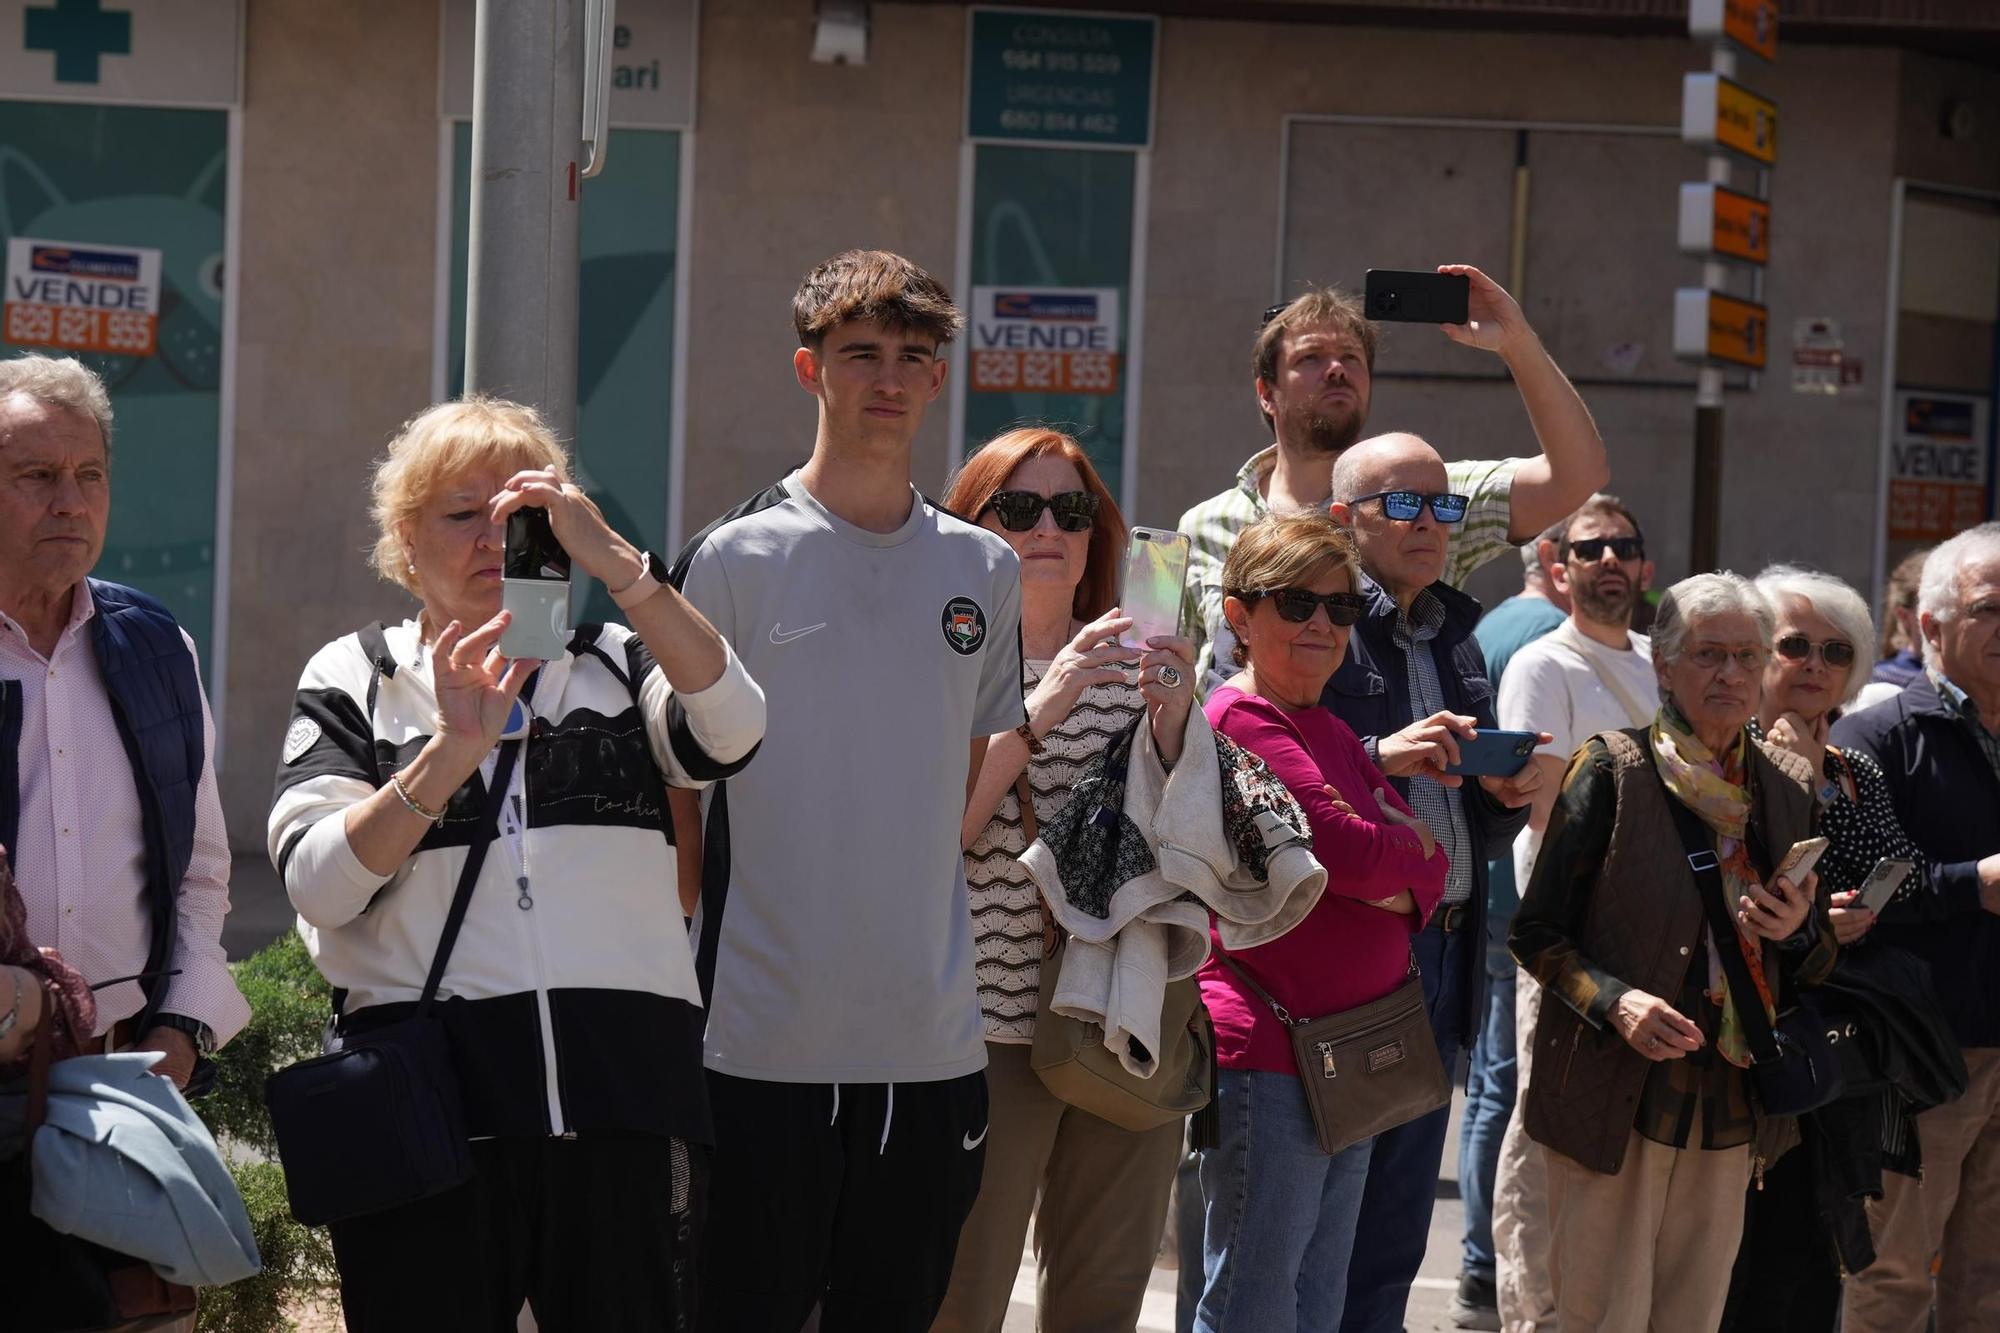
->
[25, 979, 56, 1134]
[1215, 951, 1298, 1026]
[416, 737, 521, 1018]
[1661, 793, 1783, 1066]
[1013, 774, 1038, 845]
[1552, 622, 1655, 731]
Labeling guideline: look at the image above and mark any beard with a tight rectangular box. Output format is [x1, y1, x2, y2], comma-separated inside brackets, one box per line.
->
[1573, 573, 1637, 626]
[1279, 396, 1364, 456]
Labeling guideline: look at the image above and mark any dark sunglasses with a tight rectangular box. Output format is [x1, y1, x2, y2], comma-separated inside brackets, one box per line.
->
[1774, 634, 1856, 669]
[982, 489, 1098, 533]
[1261, 302, 1288, 327]
[1349, 490, 1470, 525]
[1243, 587, 1369, 627]
[1568, 536, 1645, 562]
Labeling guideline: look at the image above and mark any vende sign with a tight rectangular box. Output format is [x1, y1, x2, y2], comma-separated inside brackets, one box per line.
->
[969, 286, 1121, 394]
[1889, 393, 1992, 541]
[4, 237, 162, 356]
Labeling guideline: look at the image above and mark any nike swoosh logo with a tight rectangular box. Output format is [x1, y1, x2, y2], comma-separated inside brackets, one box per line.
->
[769, 622, 827, 645]
[963, 1125, 988, 1150]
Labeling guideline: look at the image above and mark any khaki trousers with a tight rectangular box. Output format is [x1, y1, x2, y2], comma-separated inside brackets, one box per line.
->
[1494, 969, 1556, 1333]
[1545, 1130, 1751, 1333]
[1843, 1046, 2000, 1333]
[930, 1041, 1181, 1333]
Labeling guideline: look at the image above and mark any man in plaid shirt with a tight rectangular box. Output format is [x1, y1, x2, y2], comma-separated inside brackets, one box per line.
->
[1180, 265, 1608, 694]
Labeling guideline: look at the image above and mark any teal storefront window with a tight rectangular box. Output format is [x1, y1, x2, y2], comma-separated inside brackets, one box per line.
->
[0, 100, 227, 671]
[447, 122, 680, 624]
[963, 144, 1136, 501]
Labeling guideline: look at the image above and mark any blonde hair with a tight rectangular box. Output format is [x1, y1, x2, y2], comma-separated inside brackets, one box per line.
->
[369, 396, 572, 594]
[1220, 512, 1362, 666]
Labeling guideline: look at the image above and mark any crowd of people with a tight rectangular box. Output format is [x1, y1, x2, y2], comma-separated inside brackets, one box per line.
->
[1, 245, 1997, 1333]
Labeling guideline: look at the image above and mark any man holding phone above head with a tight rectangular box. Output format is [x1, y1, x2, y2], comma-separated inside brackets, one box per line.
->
[668, 251, 1023, 1332]
[1180, 266, 1608, 693]
[1320, 431, 1543, 1333]
[1486, 495, 1658, 1333]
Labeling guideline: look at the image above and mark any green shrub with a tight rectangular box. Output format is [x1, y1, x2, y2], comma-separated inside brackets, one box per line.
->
[196, 930, 339, 1331]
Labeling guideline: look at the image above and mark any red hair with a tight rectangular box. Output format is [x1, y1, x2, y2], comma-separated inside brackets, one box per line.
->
[944, 428, 1126, 621]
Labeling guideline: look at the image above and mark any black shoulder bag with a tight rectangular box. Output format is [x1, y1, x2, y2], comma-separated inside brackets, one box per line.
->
[1664, 796, 1844, 1116]
[264, 738, 519, 1226]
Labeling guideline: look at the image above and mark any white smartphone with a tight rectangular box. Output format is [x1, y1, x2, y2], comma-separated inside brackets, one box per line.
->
[1855, 857, 1917, 914]
[500, 507, 572, 662]
[1118, 527, 1189, 652]
[1772, 836, 1830, 889]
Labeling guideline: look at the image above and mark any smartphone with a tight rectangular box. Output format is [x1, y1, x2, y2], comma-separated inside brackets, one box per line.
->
[1119, 527, 1190, 653]
[1855, 858, 1917, 914]
[1442, 728, 1538, 778]
[1772, 836, 1831, 889]
[1364, 269, 1471, 325]
[500, 507, 571, 662]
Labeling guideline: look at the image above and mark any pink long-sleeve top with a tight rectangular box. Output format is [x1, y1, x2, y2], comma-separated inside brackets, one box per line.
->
[1199, 685, 1450, 1075]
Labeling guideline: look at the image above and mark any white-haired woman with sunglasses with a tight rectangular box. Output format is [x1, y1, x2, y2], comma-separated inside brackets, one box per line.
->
[1714, 565, 1930, 1332]
[933, 427, 1197, 1333]
[1189, 510, 1446, 1333]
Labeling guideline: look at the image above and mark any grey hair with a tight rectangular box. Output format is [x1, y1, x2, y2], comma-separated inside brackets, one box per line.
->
[1917, 522, 2000, 641]
[1753, 564, 1876, 705]
[1329, 447, 1369, 507]
[0, 353, 114, 450]
[1651, 571, 1774, 667]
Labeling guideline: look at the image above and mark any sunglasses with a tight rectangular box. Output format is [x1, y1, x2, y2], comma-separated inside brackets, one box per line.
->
[1685, 644, 1768, 672]
[982, 490, 1098, 533]
[1349, 490, 1470, 525]
[1774, 634, 1856, 669]
[1568, 536, 1645, 562]
[1243, 587, 1369, 627]
[1261, 302, 1288, 327]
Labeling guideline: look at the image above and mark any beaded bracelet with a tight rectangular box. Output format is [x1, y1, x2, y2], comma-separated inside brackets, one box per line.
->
[390, 772, 446, 824]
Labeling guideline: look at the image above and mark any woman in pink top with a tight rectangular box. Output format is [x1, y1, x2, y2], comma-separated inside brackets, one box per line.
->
[1189, 512, 1448, 1333]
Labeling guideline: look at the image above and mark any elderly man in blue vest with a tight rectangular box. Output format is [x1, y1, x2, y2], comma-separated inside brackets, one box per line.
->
[0, 353, 247, 1090]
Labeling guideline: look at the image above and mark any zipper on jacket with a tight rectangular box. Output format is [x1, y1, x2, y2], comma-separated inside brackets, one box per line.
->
[502, 724, 567, 1137]
[1558, 1024, 1581, 1094]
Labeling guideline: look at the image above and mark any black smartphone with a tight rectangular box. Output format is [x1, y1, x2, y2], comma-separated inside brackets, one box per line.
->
[501, 508, 571, 661]
[1364, 269, 1471, 325]
[1442, 728, 1538, 778]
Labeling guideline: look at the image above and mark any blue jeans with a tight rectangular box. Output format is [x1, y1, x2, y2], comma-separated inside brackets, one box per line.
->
[1193, 1069, 1376, 1333]
[1339, 923, 1473, 1333]
[1456, 941, 1518, 1281]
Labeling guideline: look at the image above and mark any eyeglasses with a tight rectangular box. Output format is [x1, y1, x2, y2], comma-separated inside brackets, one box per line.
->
[1348, 491, 1470, 525]
[1684, 644, 1768, 672]
[1774, 634, 1856, 669]
[1568, 536, 1645, 562]
[982, 490, 1099, 533]
[1261, 302, 1288, 327]
[1241, 587, 1369, 627]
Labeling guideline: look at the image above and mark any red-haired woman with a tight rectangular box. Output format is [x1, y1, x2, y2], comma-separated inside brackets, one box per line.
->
[931, 428, 1197, 1332]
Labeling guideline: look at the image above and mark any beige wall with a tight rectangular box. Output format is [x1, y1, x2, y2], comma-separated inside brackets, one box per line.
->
[209, 2, 1994, 847]
[220, 0, 441, 845]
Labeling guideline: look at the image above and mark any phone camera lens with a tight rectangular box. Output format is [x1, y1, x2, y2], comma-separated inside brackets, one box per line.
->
[1379, 291, 1400, 314]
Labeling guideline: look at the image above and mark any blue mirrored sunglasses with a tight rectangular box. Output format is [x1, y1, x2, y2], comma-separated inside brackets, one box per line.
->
[1349, 490, 1470, 524]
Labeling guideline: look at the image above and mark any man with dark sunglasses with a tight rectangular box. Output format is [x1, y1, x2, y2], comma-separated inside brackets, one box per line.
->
[1321, 432, 1544, 1333]
[1179, 271, 1609, 693]
[1485, 494, 1657, 1333]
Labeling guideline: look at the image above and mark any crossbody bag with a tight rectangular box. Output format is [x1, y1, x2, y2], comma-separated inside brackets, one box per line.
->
[1663, 793, 1845, 1116]
[264, 737, 520, 1225]
[1216, 951, 1449, 1156]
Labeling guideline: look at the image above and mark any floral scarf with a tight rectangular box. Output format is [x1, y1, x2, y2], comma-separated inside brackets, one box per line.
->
[1650, 701, 1776, 1068]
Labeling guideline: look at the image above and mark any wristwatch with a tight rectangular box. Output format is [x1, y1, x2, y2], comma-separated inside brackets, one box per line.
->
[610, 550, 668, 611]
[152, 1012, 217, 1058]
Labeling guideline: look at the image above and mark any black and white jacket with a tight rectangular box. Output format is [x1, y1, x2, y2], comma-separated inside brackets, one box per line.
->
[267, 619, 764, 1144]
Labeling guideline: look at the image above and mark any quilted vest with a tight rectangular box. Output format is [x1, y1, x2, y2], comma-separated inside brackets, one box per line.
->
[1523, 727, 1815, 1175]
[0, 580, 205, 1032]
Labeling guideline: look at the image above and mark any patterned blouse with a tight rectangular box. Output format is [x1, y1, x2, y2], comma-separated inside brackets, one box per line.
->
[1748, 720, 1927, 908]
[966, 661, 1146, 1043]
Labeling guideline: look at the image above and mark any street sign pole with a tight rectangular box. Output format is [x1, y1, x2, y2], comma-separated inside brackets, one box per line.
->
[1679, 0, 1776, 574]
[465, 0, 587, 439]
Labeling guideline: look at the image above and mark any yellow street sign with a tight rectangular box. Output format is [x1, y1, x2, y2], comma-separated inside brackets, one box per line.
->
[1690, 0, 1778, 64]
[1683, 73, 1778, 167]
[1675, 288, 1768, 370]
[1678, 183, 1770, 265]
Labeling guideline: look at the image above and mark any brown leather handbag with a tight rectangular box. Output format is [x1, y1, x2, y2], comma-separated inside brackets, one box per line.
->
[3, 979, 199, 1331]
[1217, 954, 1450, 1156]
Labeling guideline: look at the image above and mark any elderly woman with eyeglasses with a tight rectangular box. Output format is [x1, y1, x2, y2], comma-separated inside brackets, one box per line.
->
[1510, 572, 1835, 1333]
[1711, 565, 1932, 1333]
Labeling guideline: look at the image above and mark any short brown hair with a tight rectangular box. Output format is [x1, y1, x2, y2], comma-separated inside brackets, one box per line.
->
[943, 427, 1125, 621]
[1252, 288, 1377, 432]
[1557, 493, 1646, 560]
[793, 250, 964, 350]
[1882, 546, 1929, 656]
[1220, 512, 1361, 666]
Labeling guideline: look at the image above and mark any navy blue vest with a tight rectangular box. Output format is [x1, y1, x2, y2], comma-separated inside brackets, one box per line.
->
[0, 579, 205, 1031]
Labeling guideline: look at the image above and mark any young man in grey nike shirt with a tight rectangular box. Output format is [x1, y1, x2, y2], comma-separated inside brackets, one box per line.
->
[671, 250, 1023, 1331]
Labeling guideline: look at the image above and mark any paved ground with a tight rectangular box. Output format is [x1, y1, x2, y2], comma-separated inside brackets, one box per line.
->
[228, 855, 1473, 1332]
